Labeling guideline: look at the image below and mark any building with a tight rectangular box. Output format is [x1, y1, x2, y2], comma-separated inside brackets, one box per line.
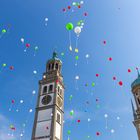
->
[31, 51, 65, 140]
[131, 71, 140, 140]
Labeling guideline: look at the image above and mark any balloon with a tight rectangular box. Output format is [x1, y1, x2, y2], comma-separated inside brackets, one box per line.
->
[75, 56, 79, 60]
[108, 57, 112, 61]
[74, 26, 81, 36]
[9, 66, 14, 70]
[111, 129, 115, 133]
[118, 81, 123, 86]
[45, 18, 48, 21]
[80, 1, 84, 4]
[104, 114, 108, 118]
[68, 6, 71, 9]
[32, 90, 36, 95]
[2, 63, 6, 67]
[75, 76, 79, 80]
[96, 74, 99, 77]
[69, 95, 73, 100]
[70, 110, 74, 116]
[77, 119, 81, 123]
[33, 70, 37, 74]
[128, 69, 131, 73]
[61, 52, 64, 56]
[2, 29, 6, 33]
[26, 43, 30, 48]
[35, 46, 38, 51]
[69, 46, 72, 51]
[72, 2, 76, 5]
[85, 54, 89, 58]
[21, 38, 24, 43]
[113, 77, 116, 80]
[29, 109, 33, 113]
[75, 48, 78, 53]
[66, 23, 74, 30]
[67, 130, 71, 135]
[92, 82, 95, 87]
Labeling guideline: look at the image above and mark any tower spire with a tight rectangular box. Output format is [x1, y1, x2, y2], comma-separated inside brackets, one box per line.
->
[131, 99, 137, 120]
[136, 68, 140, 78]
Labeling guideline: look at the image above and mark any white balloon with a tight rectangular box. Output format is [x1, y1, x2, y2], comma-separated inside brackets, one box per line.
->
[80, 1, 84, 4]
[74, 26, 81, 36]
[104, 114, 108, 118]
[45, 18, 48, 21]
[21, 38, 24, 43]
[75, 76, 80, 80]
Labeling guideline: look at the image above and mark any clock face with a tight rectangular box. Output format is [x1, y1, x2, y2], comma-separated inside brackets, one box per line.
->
[42, 95, 52, 105]
[57, 96, 62, 107]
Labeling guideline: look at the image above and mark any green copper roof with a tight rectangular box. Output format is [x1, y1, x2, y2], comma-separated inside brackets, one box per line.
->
[131, 70, 140, 88]
[48, 51, 62, 63]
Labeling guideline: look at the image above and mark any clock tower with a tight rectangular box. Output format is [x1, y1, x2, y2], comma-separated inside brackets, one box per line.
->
[31, 51, 64, 140]
[131, 71, 140, 140]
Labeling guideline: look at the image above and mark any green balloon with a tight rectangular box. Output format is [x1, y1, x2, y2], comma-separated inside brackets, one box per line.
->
[75, 56, 79, 60]
[66, 23, 74, 31]
[67, 130, 71, 135]
[70, 110, 74, 116]
[2, 29, 6, 33]
[2, 63, 6, 67]
[92, 82, 95, 87]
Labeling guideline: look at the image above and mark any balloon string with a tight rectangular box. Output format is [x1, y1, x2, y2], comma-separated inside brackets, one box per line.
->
[76, 36, 79, 49]
[69, 31, 72, 47]
[105, 118, 108, 129]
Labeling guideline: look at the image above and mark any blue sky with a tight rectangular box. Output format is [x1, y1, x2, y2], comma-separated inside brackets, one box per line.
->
[0, 0, 140, 139]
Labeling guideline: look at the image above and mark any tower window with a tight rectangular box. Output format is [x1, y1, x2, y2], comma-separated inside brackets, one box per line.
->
[138, 98, 140, 105]
[58, 86, 60, 93]
[52, 63, 54, 70]
[55, 63, 58, 70]
[56, 113, 61, 124]
[43, 86, 47, 93]
[49, 84, 53, 92]
[48, 64, 51, 71]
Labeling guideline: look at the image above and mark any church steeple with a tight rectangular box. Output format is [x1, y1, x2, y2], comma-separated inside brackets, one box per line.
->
[131, 70, 140, 140]
[31, 51, 64, 140]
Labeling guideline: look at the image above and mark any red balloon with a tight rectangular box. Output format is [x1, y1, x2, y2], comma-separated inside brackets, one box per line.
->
[9, 66, 14, 70]
[78, 5, 81, 8]
[96, 132, 100, 136]
[12, 100, 15, 104]
[96, 74, 99, 77]
[77, 119, 81, 123]
[68, 6, 71, 9]
[108, 57, 112, 61]
[26, 43, 30, 48]
[118, 81, 123, 86]
[128, 69, 131, 73]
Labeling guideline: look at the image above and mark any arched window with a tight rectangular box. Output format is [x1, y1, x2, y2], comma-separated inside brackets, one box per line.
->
[48, 64, 51, 71]
[55, 63, 58, 70]
[49, 84, 53, 92]
[52, 63, 54, 70]
[43, 86, 47, 93]
[138, 98, 140, 105]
